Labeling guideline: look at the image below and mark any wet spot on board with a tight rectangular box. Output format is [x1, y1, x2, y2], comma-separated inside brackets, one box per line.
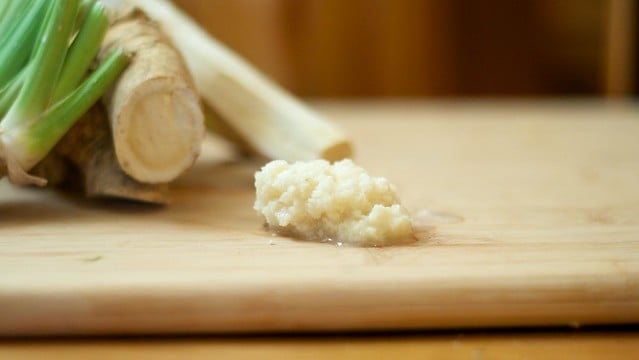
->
[412, 209, 464, 229]
[411, 209, 464, 244]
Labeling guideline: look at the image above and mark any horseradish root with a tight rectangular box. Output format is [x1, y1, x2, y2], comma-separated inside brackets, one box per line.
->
[128, 0, 352, 162]
[99, 6, 205, 184]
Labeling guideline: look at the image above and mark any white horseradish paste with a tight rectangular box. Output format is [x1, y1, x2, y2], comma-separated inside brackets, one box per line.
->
[254, 159, 414, 247]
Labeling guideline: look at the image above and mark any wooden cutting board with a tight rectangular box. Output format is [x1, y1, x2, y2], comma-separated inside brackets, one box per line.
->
[1, 101, 638, 336]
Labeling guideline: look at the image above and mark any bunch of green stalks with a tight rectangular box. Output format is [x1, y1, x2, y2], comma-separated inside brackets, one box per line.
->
[0, 0, 127, 186]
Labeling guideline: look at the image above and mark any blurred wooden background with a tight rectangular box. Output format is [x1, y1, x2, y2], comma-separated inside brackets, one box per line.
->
[173, 0, 637, 97]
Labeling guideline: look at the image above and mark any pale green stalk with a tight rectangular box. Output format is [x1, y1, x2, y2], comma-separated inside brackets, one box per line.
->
[0, 0, 32, 45]
[0, 0, 46, 86]
[24, 49, 129, 156]
[53, 1, 109, 102]
[0, 1, 11, 24]
[0, 0, 129, 176]
[1, 0, 79, 130]
[0, 65, 28, 117]
[75, 0, 98, 31]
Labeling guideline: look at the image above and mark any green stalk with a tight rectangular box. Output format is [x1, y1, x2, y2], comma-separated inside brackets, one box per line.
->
[0, 0, 32, 46]
[0, 0, 46, 86]
[74, 0, 98, 32]
[24, 49, 129, 157]
[53, 1, 109, 102]
[2, 0, 79, 129]
[0, 65, 28, 117]
[0, 1, 11, 25]
[1, 0, 130, 180]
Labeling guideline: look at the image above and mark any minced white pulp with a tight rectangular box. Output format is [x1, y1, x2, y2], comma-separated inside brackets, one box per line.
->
[254, 159, 413, 247]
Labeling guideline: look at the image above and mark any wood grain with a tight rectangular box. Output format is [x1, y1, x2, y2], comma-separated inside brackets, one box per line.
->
[1, 101, 638, 336]
[2, 331, 639, 359]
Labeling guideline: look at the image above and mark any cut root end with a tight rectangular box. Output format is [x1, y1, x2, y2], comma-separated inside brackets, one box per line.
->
[113, 82, 203, 184]
[321, 141, 354, 163]
[0, 141, 47, 187]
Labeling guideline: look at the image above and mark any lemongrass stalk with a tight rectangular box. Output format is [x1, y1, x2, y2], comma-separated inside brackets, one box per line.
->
[22, 49, 129, 160]
[75, 0, 98, 30]
[0, 65, 28, 117]
[0, 0, 12, 25]
[0, 0, 32, 45]
[53, 1, 109, 102]
[0, 50, 128, 184]
[0, 0, 129, 185]
[0, 0, 47, 86]
[1, 0, 79, 130]
[0, 0, 9, 14]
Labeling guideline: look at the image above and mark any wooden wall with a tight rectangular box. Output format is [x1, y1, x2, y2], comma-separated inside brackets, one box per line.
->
[172, 0, 634, 97]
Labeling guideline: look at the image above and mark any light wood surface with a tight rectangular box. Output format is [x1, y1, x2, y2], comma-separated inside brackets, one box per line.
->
[1, 331, 638, 359]
[1, 101, 638, 336]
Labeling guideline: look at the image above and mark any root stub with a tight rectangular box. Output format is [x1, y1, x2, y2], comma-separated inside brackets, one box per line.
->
[0, 142, 47, 187]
